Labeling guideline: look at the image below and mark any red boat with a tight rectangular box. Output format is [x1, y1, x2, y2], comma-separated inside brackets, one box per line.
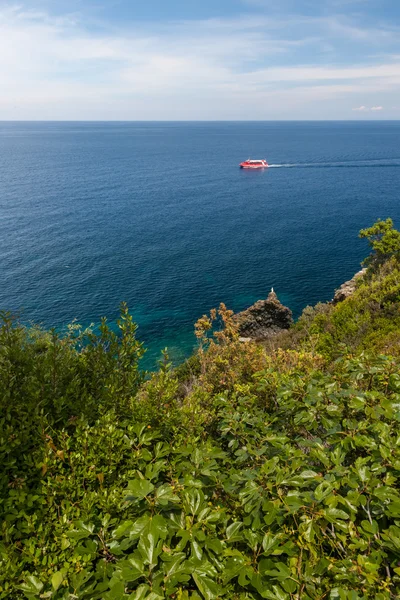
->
[240, 159, 268, 169]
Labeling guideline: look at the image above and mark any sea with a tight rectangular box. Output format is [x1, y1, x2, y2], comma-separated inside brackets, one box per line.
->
[1, 121, 399, 368]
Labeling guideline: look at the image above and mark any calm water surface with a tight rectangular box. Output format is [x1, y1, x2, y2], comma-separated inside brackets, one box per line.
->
[1, 121, 399, 366]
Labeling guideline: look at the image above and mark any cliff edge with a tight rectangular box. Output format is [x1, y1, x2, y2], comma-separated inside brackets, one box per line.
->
[332, 268, 367, 304]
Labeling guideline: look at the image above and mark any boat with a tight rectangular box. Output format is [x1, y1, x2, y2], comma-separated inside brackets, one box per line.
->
[240, 159, 268, 169]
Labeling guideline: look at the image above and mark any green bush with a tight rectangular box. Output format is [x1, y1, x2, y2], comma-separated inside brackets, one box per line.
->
[2, 219, 400, 598]
[360, 218, 400, 269]
[3, 353, 400, 598]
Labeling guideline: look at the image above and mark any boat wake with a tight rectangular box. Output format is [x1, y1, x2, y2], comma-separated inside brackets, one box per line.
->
[268, 159, 400, 169]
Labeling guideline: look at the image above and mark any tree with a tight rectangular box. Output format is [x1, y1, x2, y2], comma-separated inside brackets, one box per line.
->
[359, 217, 400, 268]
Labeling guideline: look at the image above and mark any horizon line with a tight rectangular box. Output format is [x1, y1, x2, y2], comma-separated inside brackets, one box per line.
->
[0, 119, 399, 123]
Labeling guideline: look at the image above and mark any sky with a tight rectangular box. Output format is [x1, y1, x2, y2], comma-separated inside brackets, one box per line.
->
[1, 0, 400, 119]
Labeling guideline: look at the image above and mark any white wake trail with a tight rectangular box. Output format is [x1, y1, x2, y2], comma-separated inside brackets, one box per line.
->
[267, 159, 400, 169]
[268, 164, 299, 168]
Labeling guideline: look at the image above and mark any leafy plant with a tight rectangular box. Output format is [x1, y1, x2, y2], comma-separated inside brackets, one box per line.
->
[2, 219, 400, 598]
[360, 218, 400, 269]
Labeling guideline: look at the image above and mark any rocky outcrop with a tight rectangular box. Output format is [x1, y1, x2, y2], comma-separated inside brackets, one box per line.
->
[235, 289, 293, 340]
[332, 269, 367, 304]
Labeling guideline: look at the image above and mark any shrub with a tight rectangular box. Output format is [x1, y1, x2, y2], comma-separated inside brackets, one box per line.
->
[2, 219, 400, 598]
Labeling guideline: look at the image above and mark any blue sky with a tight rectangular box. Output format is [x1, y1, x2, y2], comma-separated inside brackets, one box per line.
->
[1, 0, 400, 119]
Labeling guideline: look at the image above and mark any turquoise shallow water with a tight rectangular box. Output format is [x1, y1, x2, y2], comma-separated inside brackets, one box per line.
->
[1, 121, 399, 367]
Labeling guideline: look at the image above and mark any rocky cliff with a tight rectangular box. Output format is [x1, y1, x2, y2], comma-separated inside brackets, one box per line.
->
[235, 269, 366, 341]
[235, 289, 293, 340]
[332, 269, 367, 304]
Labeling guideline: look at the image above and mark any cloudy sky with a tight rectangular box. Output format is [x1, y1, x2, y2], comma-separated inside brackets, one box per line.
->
[0, 0, 399, 119]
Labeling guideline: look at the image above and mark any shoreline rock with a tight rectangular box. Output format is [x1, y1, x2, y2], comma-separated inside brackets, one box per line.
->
[235, 289, 293, 341]
[235, 268, 366, 342]
[332, 268, 367, 304]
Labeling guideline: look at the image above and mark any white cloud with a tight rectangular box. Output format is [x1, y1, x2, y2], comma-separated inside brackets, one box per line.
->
[352, 105, 384, 112]
[0, 4, 399, 119]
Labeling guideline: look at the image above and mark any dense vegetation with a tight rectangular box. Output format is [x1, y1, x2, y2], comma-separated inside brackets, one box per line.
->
[2, 219, 400, 599]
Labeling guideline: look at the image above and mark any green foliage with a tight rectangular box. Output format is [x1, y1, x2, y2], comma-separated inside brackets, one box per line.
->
[360, 218, 400, 269]
[286, 254, 400, 360]
[3, 350, 400, 598]
[2, 218, 400, 598]
[0, 301, 144, 424]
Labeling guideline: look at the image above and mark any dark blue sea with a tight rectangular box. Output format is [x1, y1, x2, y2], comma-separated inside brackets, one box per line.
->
[1, 121, 399, 367]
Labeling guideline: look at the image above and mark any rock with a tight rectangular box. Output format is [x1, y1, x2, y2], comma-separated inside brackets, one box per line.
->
[332, 269, 367, 304]
[235, 289, 293, 340]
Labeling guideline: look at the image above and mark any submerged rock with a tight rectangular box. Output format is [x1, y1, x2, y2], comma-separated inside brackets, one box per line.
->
[332, 269, 367, 304]
[235, 289, 293, 340]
